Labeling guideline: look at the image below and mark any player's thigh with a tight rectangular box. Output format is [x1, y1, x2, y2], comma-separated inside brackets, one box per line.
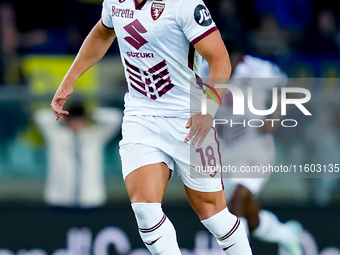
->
[119, 115, 174, 203]
[125, 162, 171, 203]
[184, 185, 227, 220]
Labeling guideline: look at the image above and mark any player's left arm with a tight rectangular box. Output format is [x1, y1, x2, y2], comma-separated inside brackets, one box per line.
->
[185, 30, 231, 146]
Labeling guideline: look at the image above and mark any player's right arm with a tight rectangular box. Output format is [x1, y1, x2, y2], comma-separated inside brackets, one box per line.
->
[51, 20, 116, 120]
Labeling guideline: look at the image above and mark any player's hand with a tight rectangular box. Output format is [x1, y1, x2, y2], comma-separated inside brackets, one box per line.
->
[184, 113, 214, 147]
[50, 86, 73, 120]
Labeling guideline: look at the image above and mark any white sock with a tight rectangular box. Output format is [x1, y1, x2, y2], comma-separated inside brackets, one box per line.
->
[252, 210, 293, 244]
[131, 202, 181, 255]
[201, 207, 252, 254]
[239, 217, 249, 237]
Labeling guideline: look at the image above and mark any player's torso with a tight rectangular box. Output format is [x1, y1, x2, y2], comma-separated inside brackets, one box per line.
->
[105, 0, 190, 114]
[102, 0, 215, 116]
[106, 0, 186, 69]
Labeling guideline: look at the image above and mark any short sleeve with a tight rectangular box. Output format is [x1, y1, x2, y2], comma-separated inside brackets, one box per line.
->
[176, 0, 217, 45]
[101, 0, 114, 29]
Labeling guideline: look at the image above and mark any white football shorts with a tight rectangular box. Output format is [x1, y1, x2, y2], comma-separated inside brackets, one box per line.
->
[119, 115, 224, 192]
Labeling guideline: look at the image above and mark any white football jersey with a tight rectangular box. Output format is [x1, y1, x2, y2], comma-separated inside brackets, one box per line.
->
[101, 0, 217, 117]
[214, 55, 287, 145]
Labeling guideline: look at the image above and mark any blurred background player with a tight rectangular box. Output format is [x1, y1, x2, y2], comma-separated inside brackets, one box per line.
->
[34, 100, 122, 208]
[201, 41, 304, 255]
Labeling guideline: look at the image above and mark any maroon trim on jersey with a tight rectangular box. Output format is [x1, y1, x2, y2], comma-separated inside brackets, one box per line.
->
[101, 19, 114, 30]
[188, 44, 195, 71]
[135, 0, 147, 10]
[191, 26, 218, 46]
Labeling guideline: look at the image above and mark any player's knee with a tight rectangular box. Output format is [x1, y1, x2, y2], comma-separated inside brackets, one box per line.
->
[131, 202, 163, 226]
[195, 195, 227, 219]
[185, 186, 227, 219]
[131, 203, 164, 243]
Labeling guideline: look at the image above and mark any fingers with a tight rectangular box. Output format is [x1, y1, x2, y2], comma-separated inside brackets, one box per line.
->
[193, 129, 210, 147]
[51, 103, 69, 120]
[54, 110, 69, 121]
[190, 128, 209, 147]
[50, 93, 70, 120]
[184, 118, 210, 147]
[184, 118, 192, 143]
[186, 118, 192, 129]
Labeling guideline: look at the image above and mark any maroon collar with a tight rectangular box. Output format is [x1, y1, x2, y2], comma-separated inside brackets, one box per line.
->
[135, 0, 147, 10]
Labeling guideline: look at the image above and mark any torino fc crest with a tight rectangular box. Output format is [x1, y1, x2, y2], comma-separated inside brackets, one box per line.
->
[151, 2, 165, 21]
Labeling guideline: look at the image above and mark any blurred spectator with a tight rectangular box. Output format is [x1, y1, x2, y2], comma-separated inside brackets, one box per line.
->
[34, 100, 122, 208]
[233, 0, 260, 31]
[214, 0, 246, 46]
[0, 1, 23, 85]
[0, 0, 118, 85]
[300, 9, 340, 55]
[68, 0, 103, 52]
[248, 14, 291, 57]
[254, 0, 313, 32]
[10, 0, 72, 54]
[251, 0, 314, 57]
[0, 0, 74, 85]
